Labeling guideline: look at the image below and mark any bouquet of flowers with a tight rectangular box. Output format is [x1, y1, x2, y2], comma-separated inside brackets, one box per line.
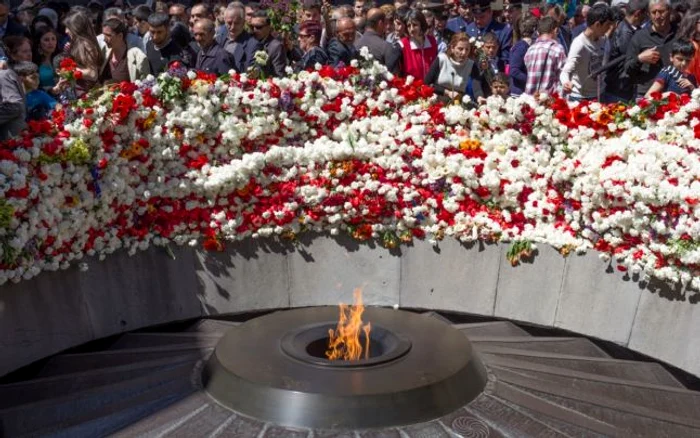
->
[258, 0, 299, 34]
[57, 57, 83, 82]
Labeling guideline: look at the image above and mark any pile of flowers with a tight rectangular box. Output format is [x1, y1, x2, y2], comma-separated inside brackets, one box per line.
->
[3, 54, 700, 295]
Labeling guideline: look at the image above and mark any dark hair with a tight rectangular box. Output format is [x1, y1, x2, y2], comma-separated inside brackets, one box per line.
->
[31, 26, 58, 65]
[251, 10, 271, 25]
[491, 72, 509, 86]
[671, 38, 695, 57]
[148, 11, 170, 27]
[678, 9, 700, 41]
[586, 4, 613, 26]
[482, 31, 499, 45]
[102, 17, 127, 37]
[519, 14, 538, 39]
[30, 15, 55, 35]
[103, 7, 125, 21]
[133, 5, 152, 22]
[611, 6, 625, 22]
[403, 8, 428, 33]
[545, 4, 565, 18]
[191, 3, 214, 18]
[627, 0, 649, 13]
[3, 35, 30, 59]
[537, 16, 558, 34]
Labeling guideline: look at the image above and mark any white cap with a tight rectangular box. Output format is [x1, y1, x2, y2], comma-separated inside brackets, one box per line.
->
[611, 0, 629, 7]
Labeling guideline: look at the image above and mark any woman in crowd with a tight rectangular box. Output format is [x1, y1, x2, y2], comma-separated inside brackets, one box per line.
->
[678, 10, 700, 82]
[424, 32, 484, 102]
[398, 9, 437, 81]
[295, 20, 328, 72]
[3, 36, 33, 64]
[387, 6, 407, 47]
[60, 8, 103, 97]
[509, 15, 537, 96]
[32, 27, 59, 93]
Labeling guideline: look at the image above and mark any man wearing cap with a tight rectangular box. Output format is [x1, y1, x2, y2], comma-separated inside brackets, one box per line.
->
[503, 0, 522, 25]
[446, 1, 472, 34]
[463, 0, 512, 69]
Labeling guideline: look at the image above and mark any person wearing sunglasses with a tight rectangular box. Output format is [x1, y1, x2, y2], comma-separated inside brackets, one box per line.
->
[295, 20, 328, 72]
[250, 10, 286, 77]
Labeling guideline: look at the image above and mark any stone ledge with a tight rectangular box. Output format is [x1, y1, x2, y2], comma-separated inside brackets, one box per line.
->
[1, 234, 697, 378]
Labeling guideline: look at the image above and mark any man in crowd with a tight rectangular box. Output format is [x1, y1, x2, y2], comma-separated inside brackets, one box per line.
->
[524, 16, 567, 96]
[133, 5, 152, 42]
[98, 7, 145, 51]
[503, 0, 522, 26]
[0, 0, 29, 39]
[355, 8, 401, 73]
[145, 12, 193, 73]
[446, 0, 472, 34]
[624, 0, 677, 98]
[546, 4, 572, 54]
[193, 18, 233, 75]
[219, 3, 260, 73]
[189, 3, 214, 33]
[250, 10, 287, 77]
[0, 60, 25, 140]
[101, 18, 150, 83]
[560, 4, 615, 101]
[327, 17, 358, 67]
[169, 3, 187, 25]
[465, 0, 512, 69]
[603, 0, 649, 102]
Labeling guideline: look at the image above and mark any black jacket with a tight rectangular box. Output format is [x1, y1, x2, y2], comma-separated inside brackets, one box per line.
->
[327, 38, 358, 67]
[2, 19, 29, 38]
[145, 39, 194, 74]
[195, 41, 234, 75]
[295, 46, 328, 72]
[624, 25, 677, 97]
[355, 29, 401, 73]
[605, 19, 640, 100]
[259, 35, 287, 77]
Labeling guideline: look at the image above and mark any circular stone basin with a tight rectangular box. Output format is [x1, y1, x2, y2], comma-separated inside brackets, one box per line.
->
[202, 307, 487, 429]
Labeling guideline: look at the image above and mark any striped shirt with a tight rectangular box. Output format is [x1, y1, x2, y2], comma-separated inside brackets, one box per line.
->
[523, 38, 567, 96]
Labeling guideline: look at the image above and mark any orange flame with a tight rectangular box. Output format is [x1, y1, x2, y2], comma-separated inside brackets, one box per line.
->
[326, 288, 371, 361]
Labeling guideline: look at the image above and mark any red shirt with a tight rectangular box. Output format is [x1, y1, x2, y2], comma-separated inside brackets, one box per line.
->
[399, 35, 438, 81]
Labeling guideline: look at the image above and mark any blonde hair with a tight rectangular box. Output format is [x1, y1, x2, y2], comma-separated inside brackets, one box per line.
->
[63, 9, 103, 71]
[447, 32, 471, 58]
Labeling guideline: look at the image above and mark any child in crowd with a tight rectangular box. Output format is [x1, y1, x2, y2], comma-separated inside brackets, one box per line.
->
[479, 32, 502, 91]
[645, 39, 697, 98]
[13, 61, 57, 121]
[490, 72, 510, 99]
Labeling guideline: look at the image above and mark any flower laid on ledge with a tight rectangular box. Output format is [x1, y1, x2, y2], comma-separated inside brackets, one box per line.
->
[2, 53, 700, 295]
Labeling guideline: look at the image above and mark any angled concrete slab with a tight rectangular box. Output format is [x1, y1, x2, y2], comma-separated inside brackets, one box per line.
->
[494, 245, 567, 326]
[554, 253, 642, 345]
[400, 239, 500, 315]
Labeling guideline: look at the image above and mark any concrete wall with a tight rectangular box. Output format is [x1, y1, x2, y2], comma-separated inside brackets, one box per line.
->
[1, 234, 698, 379]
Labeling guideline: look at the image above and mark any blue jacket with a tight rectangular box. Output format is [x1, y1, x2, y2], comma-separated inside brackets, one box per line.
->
[509, 39, 529, 96]
[217, 30, 261, 73]
[464, 20, 513, 68]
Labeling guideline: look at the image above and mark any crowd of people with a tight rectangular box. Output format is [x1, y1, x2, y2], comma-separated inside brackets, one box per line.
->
[0, 0, 699, 140]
